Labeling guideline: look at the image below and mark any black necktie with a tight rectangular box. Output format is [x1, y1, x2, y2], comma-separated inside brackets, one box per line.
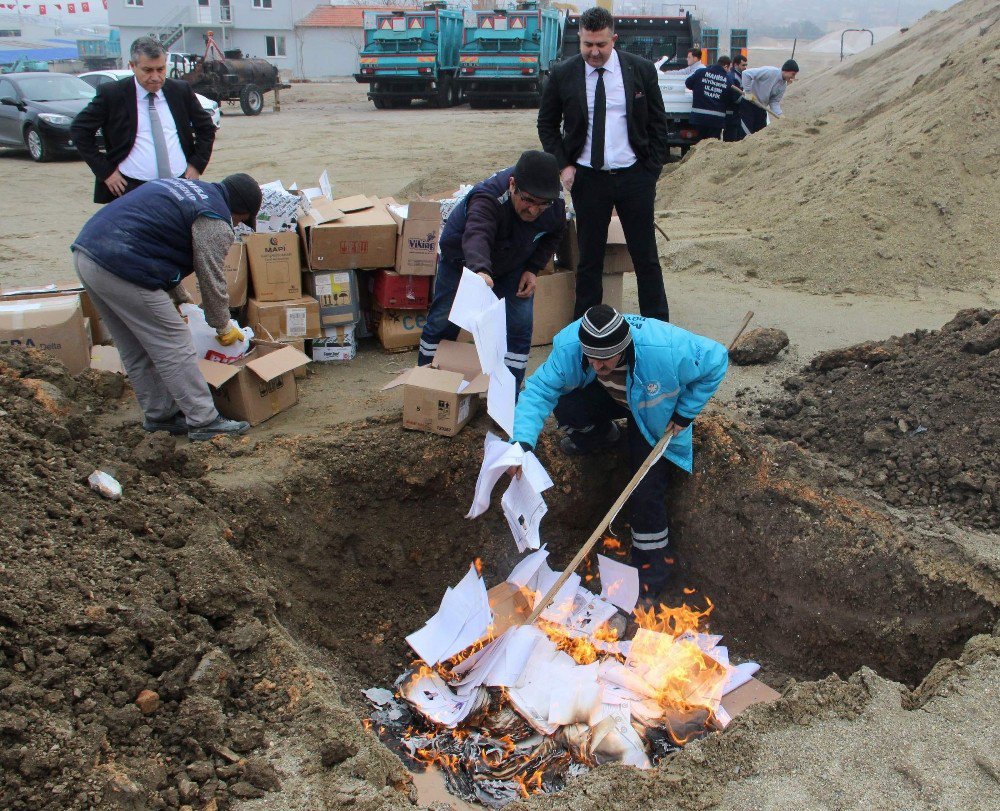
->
[592, 67, 606, 170]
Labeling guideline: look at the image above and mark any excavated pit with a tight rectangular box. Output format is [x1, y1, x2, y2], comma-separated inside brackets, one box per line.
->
[233, 415, 998, 707]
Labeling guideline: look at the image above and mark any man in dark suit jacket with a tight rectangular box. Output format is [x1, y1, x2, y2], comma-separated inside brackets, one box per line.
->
[538, 6, 670, 321]
[72, 36, 216, 204]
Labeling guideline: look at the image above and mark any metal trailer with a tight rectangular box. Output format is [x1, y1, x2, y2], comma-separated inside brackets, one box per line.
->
[77, 30, 121, 71]
[353, 3, 465, 110]
[457, 1, 564, 108]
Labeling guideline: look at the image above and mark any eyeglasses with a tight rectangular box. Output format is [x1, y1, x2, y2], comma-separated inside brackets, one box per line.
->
[513, 187, 555, 209]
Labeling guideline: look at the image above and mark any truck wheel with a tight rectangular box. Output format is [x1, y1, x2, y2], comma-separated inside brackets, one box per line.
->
[449, 81, 461, 107]
[469, 97, 489, 110]
[433, 78, 452, 109]
[239, 84, 264, 116]
[372, 96, 388, 109]
[24, 126, 51, 162]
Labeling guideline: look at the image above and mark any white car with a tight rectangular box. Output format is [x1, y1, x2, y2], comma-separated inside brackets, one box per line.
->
[77, 69, 222, 129]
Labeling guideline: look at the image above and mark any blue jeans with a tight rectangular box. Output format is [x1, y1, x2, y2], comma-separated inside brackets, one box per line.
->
[417, 256, 533, 388]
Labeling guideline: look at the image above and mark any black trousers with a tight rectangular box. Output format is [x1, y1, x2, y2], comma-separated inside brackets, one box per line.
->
[554, 380, 674, 593]
[570, 163, 669, 322]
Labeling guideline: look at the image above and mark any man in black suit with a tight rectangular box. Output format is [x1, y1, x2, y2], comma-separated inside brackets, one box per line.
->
[72, 36, 216, 204]
[538, 6, 670, 321]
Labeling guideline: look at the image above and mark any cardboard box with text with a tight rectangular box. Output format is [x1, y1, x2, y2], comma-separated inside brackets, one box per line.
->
[389, 200, 442, 276]
[0, 281, 109, 346]
[303, 270, 360, 327]
[311, 324, 356, 363]
[244, 232, 302, 302]
[0, 294, 91, 375]
[375, 306, 427, 352]
[298, 196, 398, 271]
[372, 269, 431, 310]
[247, 296, 321, 342]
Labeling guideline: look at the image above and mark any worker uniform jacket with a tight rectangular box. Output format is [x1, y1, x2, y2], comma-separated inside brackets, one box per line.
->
[71, 76, 216, 203]
[512, 314, 729, 472]
[72, 178, 233, 291]
[437, 167, 565, 281]
[685, 65, 738, 127]
[537, 50, 670, 172]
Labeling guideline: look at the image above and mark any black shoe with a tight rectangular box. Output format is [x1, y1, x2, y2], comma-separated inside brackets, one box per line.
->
[559, 422, 621, 456]
[142, 412, 188, 435]
[188, 416, 250, 441]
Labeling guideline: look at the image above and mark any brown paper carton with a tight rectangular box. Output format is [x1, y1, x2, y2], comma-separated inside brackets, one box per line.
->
[197, 341, 310, 426]
[375, 307, 427, 352]
[246, 296, 321, 341]
[298, 196, 398, 271]
[244, 232, 302, 302]
[531, 271, 623, 347]
[381, 341, 489, 436]
[0, 294, 91, 374]
[389, 200, 442, 276]
[604, 216, 635, 274]
[0, 280, 110, 346]
[303, 270, 360, 327]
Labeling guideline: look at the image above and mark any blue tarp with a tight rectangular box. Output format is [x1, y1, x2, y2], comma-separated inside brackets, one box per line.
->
[0, 46, 78, 64]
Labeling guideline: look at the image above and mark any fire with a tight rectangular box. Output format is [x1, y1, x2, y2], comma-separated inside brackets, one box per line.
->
[514, 768, 545, 797]
[473, 557, 484, 576]
[633, 596, 714, 636]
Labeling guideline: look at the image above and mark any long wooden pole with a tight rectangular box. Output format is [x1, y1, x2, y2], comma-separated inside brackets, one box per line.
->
[524, 433, 673, 624]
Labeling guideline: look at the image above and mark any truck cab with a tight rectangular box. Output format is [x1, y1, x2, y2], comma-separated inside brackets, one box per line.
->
[457, 1, 564, 108]
[354, 4, 465, 109]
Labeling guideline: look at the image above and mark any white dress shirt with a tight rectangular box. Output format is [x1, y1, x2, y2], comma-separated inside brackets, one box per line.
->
[578, 49, 636, 170]
[118, 78, 187, 181]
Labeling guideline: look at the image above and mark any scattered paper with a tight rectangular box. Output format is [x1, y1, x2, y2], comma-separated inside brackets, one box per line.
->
[722, 661, 761, 695]
[487, 365, 516, 437]
[363, 687, 394, 706]
[406, 565, 492, 665]
[449, 267, 498, 332]
[598, 555, 640, 614]
[400, 669, 487, 728]
[470, 297, 507, 375]
[535, 564, 581, 624]
[319, 169, 332, 201]
[87, 470, 121, 501]
[451, 625, 543, 693]
[506, 546, 549, 589]
[502, 473, 548, 552]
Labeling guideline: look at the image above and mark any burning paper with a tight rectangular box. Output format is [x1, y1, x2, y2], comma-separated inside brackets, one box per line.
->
[598, 554, 640, 614]
[405, 565, 491, 665]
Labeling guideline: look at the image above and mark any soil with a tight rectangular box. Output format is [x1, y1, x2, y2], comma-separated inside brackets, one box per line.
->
[759, 309, 1000, 531]
[1, 0, 998, 808]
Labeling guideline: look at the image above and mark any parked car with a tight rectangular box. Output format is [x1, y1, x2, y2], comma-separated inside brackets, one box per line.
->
[0, 72, 97, 162]
[78, 70, 222, 129]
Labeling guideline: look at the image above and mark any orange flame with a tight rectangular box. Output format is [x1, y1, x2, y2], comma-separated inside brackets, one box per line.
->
[473, 557, 484, 576]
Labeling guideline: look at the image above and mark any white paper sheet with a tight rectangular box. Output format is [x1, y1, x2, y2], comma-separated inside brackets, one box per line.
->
[520, 452, 554, 493]
[405, 565, 492, 665]
[449, 267, 498, 332]
[319, 169, 332, 201]
[451, 625, 543, 693]
[471, 297, 507, 375]
[501, 473, 548, 552]
[466, 432, 524, 519]
[721, 661, 761, 695]
[401, 669, 485, 727]
[548, 661, 603, 726]
[506, 546, 549, 589]
[487, 364, 516, 437]
[564, 588, 619, 635]
[597, 555, 641, 614]
[535, 566, 581, 624]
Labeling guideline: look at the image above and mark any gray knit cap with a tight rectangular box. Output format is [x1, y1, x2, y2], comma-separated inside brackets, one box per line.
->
[579, 305, 632, 359]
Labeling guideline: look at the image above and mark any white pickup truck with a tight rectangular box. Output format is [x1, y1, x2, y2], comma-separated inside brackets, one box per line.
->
[657, 68, 700, 157]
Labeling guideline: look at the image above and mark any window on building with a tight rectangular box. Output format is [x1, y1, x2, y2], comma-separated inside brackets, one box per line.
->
[265, 35, 286, 58]
[125, 0, 144, 7]
[253, 0, 273, 9]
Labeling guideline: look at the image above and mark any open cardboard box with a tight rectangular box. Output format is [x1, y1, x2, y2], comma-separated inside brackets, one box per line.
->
[298, 195, 398, 271]
[0, 280, 110, 346]
[382, 340, 489, 436]
[197, 341, 310, 426]
[185, 242, 249, 308]
[387, 200, 442, 277]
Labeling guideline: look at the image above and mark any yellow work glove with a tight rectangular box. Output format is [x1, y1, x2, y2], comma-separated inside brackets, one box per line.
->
[216, 325, 244, 346]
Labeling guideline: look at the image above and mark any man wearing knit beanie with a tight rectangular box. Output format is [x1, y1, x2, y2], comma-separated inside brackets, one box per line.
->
[735, 60, 799, 139]
[510, 305, 729, 601]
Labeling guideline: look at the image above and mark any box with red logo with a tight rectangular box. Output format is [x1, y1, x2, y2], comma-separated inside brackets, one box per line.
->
[372, 269, 431, 310]
[297, 195, 397, 271]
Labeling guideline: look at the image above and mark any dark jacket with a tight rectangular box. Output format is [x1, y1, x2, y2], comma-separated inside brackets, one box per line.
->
[537, 50, 669, 172]
[71, 77, 216, 203]
[438, 167, 565, 280]
[72, 178, 232, 291]
[685, 65, 737, 126]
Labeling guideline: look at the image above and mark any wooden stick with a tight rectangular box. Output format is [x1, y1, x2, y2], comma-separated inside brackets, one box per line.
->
[524, 433, 673, 625]
[728, 311, 754, 350]
[654, 221, 671, 242]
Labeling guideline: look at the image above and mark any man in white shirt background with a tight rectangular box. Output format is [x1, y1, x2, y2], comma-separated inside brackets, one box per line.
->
[72, 37, 217, 204]
[538, 6, 670, 322]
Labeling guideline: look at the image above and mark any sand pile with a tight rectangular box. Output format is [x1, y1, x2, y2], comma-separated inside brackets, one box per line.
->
[657, 0, 1000, 297]
[759, 309, 1000, 530]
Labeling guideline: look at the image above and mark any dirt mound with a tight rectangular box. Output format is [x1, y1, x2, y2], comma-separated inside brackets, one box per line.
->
[656, 0, 1000, 297]
[759, 309, 1000, 530]
[0, 347, 408, 811]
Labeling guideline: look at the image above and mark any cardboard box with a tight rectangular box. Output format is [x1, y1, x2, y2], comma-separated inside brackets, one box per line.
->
[303, 270, 360, 327]
[186, 242, 249, 308]
[389, 200, 442, 276]
[311, 324, 356, 363]
[375, 307, 427, 353]
[0, 295, 91, 375]
[298, 196, 398, 271]
[604, 216, 635, 274]
[0, 281, 110, 346]
[372, 269, 431, 310]
[246, 296, 321, 341]
[531, 271, 623, 347]
[244, 232, 302, 302]
[90, 344, 125, 375]
[197, 341, 310, 426]
[280, 338, 308, 379]
[382, 340, 489, 436]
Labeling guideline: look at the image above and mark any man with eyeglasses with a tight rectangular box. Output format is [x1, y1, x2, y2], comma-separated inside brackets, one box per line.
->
[417, 150, 565, 389]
